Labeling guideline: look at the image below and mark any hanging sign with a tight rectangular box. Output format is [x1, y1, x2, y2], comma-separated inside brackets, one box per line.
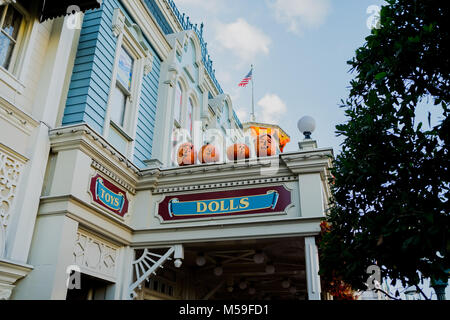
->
[89, 174, 129, 217]
[158, 185, 291, 221]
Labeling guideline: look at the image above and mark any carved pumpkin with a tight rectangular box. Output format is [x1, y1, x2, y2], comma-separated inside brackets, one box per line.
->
[255, 134, 277, 157]
[199, 144, 220, 163]
[177, 142, 197, 166]
[226, 143, 250, 160]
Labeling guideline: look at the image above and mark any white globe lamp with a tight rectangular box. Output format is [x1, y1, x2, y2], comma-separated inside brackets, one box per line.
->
[297, 116, 316, 139]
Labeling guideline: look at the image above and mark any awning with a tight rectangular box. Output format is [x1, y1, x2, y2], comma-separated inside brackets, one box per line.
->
[39, 0, 102, 22]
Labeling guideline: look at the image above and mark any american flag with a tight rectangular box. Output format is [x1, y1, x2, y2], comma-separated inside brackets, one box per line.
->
[238, 69, 252, 87]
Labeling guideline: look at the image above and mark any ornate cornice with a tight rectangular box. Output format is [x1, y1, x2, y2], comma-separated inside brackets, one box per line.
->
[49, 123, 140, 180]
[280, 149, 334, 177]
[91, 159, 136, 194]
[152, 175, 298, 194]
[0, 97, 40, 136]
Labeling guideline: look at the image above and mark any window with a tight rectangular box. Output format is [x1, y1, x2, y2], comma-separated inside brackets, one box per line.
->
[105, 8, 153, 158]
[110, 85, 126, 126]
[174, 82, 182, 125]
[116, 46, 133, 91]
[110, 47, 133, 127]
[0, 4, 23, 71]
[187, 97, 193, 137]
[221, 101, 230, 129]
[107, 46, 135, 155]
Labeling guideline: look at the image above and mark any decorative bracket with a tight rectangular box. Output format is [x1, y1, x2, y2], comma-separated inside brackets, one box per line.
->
[112, 8, 125, 37]
[143, 50, 154, 76]
[128, 244, 183, 299]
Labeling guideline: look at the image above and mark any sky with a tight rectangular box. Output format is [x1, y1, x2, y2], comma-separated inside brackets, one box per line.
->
[174, 0, 387, 154]
[173, 0, 449, 299]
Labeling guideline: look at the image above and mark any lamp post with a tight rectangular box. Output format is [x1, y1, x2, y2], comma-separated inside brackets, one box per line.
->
[297, 116, 317, 150]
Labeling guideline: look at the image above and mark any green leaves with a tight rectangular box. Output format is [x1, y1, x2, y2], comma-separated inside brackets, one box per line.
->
[319, 0, 450, 295]
[375, 72, 387, 80]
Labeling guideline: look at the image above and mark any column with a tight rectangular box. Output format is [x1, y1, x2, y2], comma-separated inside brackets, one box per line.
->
[305, 236, 321, 300]
[11, 214, 79, 299]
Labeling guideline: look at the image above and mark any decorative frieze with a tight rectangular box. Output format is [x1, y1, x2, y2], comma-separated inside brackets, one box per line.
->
[91, 159, 136, 194]
[0, 145, 26, 258]
[153, 176, 297, 194]
[73, 230, 118, 280]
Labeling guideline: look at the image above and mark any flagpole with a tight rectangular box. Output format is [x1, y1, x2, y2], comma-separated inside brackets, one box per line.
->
[250, 64, 255, 122]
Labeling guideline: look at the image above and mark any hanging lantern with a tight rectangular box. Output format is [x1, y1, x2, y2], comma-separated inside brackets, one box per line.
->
[255, 134, 277, 157]
[199, 144, 219, 163]
[177, 142, 197, 166]
[226, 143, 250, 160]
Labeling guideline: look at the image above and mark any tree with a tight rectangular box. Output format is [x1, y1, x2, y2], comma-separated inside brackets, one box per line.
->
[319, 0, 449, 299]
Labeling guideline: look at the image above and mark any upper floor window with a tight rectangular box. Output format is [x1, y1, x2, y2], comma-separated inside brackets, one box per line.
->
[105, 8, 153, 157]
[174, 82, 182, 126]
[0, 4, 24, 72]
[187, 97, 193, 137]
[110, 47, 134, 127]
[221, 101, 230, 129]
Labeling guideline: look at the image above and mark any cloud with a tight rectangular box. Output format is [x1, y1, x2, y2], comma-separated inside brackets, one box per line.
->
[234, 108, 248, 121]
[215, 18, 271, 63]
[257, 93, 287, 123]
[215, 68, 233, 85]
[269, 0, 331, 34]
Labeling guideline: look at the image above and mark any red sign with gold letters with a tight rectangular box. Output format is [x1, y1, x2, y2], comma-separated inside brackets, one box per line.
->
[158, 185, 291, 221]
[89, 174, 129, 217]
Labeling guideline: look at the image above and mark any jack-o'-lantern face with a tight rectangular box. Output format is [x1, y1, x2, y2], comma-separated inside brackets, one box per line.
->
[199, 144, 219, 163]
[177, 142, 197, 166]
[227, 143, 250, 160]
[255, 134, 277, 157]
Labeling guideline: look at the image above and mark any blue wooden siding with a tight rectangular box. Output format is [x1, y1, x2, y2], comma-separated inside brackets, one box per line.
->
[62, 0, 162, 169]
[62, 2, 116, 134]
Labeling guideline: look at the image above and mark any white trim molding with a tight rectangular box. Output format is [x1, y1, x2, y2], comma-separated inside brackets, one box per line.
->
[0, 96, 40, 136]
[0, 257, 33, 300]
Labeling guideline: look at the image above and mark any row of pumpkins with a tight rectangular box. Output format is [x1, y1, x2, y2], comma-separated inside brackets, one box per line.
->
[177, 133, 277, 166]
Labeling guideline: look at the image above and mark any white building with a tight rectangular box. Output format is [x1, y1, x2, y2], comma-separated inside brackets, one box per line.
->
[0, 0, 334, 300]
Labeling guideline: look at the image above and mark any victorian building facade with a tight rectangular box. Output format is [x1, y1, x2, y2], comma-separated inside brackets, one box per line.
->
[0, 0, 333, 300]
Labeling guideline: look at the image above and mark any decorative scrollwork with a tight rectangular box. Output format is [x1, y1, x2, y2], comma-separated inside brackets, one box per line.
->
[0, 148, 23, 257]
[128, 247, 178, 299]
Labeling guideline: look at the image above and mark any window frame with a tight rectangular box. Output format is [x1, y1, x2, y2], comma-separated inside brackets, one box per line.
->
[110, 45, 134, 129]
[173, 81, 183, 128]
[0, 2, 30, 79]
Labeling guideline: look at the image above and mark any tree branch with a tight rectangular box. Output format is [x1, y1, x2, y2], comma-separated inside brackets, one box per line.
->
[415, 285, 431, 300]
[374, 288, 401, 300]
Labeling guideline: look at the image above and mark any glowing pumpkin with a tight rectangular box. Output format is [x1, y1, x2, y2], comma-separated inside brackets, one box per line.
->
[255, 134, 277, 157]
[226, 143, 250, 160]
[199, 144, 219, 163]
[177, 142, 197, 166]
